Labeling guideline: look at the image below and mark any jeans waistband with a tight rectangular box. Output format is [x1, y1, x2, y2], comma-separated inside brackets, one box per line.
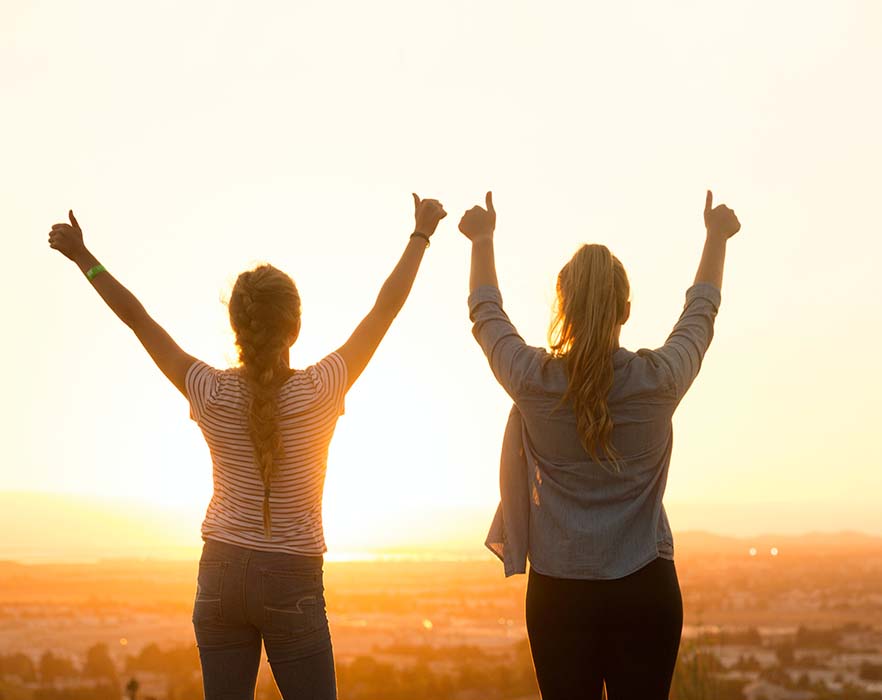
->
[201, 537, 324, 570]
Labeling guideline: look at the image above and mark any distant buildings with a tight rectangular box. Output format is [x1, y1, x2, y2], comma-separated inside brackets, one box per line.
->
[742, 681, 815, 700]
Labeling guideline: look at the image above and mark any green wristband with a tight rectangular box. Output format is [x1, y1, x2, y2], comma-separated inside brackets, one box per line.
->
[86, 264, 107, 281]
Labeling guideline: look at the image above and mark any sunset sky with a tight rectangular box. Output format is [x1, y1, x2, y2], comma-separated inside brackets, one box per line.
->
[2, 1, 881, 558]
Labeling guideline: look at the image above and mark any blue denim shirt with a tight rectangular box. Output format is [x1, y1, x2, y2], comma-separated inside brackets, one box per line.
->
[470, 283, 722, 579]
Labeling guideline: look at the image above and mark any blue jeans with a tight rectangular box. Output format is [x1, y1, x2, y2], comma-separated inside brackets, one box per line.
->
[192, 538, 336, 699]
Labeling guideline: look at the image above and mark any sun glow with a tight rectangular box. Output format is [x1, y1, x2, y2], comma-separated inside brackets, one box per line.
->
[3, 1, 882, 559]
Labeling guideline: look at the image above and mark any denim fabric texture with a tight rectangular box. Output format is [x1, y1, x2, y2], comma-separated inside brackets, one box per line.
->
[471, 283, 722, 579]
[193, 538, 336, 699]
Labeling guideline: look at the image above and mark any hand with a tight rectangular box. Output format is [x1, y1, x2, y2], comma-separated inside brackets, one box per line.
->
[704, 190, 741, 240]
[458, 191, 496, 242]
[412, 194, 447, 237]
[48, 210, 87, 261]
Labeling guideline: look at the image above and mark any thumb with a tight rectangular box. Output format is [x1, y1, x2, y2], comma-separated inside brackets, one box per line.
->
[704, 190, 713, 214]
[485, 191, 495, 215]
[69, 209, 81, 232]
[412, 193, 421, 214]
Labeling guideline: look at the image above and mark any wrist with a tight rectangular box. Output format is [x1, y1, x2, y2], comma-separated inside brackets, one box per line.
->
[470, 234, 494, 246]
[410, 231, 431, 248]
[72, 248, 94, 267]
[705, 230, 728, 245]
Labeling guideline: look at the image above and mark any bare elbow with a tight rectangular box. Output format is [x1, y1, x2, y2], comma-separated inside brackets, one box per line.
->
[372, 295, 402, 321]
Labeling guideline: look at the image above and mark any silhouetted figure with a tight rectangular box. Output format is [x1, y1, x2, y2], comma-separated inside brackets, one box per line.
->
[459, 190, 741, 700]
[47, 194, 447, 700]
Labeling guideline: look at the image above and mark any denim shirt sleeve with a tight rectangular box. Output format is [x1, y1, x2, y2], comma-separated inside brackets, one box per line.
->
[469, 286, 545, 399]
[648, 282, 722, 401]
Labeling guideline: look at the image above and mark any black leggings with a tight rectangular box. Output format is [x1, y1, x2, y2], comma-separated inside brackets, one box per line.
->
[526, 557, 683, 700]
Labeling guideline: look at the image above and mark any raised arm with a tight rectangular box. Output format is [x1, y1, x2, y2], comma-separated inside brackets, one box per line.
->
[695, 189, 741, 289]
[652, 190, 742, 400]
[48, 211, 196, 396]
[460, 192, 543, 398]
[335, 194, 446, 390]
[462, 191, 498, 292]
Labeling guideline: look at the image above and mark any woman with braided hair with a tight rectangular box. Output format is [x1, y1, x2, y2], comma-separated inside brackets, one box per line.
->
[47, 193, 447, 699]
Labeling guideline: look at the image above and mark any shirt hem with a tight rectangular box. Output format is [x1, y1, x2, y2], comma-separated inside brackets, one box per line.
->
[202, 531, 327, 558]
[528, 547, 674, 581]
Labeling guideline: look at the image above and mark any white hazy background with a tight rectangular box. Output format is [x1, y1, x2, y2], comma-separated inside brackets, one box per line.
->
[2, 0, 881, 555]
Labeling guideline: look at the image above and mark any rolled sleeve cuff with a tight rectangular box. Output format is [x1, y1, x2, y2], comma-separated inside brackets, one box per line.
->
[468, 285, 504, 319]
[685, 282, 722, 311]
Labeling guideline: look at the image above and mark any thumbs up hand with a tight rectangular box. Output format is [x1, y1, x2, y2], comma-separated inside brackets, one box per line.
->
[458, 191, 496, 243]
[412, 194, 447, 238]
[48, 210, 88, 261]
[704, 190, 741, 240]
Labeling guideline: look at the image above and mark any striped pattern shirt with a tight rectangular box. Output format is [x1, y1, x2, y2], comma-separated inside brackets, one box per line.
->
[185, 352, 347, 556]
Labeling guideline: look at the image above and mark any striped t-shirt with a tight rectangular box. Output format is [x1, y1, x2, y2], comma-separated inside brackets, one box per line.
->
[185, 352, 348, 556]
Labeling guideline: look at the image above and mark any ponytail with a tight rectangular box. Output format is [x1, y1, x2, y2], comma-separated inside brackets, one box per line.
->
[549, 245, 629, 465]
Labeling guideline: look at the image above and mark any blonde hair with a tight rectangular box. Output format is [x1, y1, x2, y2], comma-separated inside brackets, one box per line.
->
[228, 264, 301, 537]
[549, 244, 630, 465]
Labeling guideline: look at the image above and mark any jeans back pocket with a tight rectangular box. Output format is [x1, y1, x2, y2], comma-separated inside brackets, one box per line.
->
[260, 569, 325, 639]
[192, 560, 227, 625]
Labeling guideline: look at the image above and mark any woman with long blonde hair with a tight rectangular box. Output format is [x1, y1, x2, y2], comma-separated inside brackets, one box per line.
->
[47, 194, 446, 699]
[460, 190, 741, 699]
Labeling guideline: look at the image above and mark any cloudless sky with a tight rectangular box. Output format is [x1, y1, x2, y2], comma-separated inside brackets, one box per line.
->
[2, 0, 881, 555]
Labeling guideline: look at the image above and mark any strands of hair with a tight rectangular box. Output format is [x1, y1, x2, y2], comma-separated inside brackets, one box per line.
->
[228, 264, 301, 537]
[549, 244, 630, 467]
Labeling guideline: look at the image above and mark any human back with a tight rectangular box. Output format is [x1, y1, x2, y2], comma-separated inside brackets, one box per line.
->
[187, 349, 346, 555]
[470, 258, 722, 579]
[515, 346, 681, 463]
[508, 240, 712, 463]
[184, 263, 348, 555]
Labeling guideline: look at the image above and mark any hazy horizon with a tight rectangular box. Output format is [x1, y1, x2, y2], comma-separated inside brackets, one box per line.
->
[2, 491, 881, 564]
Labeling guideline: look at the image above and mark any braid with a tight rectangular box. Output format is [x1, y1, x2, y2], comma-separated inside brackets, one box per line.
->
[229, 266, 301, 538]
